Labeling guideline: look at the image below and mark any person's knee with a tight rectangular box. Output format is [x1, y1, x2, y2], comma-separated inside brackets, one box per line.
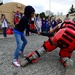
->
[59, 49, 72, 58]
[43, 40, 56, 52]
[17, 44, 22, 50]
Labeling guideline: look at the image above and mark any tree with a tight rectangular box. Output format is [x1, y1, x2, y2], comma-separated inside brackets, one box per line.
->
[68, 4, 75, 14]
[35, 14, 39, 18]
[0, 0, 3, 6]
[35, 12, 51, 19]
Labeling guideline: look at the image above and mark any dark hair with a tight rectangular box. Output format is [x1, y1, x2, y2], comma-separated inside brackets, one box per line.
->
[24, 5, 35, 18]
[66, 14, 69, 17]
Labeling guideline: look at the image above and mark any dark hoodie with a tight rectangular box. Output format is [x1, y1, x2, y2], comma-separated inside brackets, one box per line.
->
[14, 6, 35, 32]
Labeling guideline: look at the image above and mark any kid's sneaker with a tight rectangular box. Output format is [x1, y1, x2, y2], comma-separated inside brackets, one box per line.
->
[12, 59, 20, 67]
[19, 52, 26, 58]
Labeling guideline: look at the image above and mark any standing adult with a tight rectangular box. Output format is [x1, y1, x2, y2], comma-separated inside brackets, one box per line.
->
[42, 17, 46, 32]
[1, 14, 8, 37]
[64, 14, 70, 21]
[72, 14, 75, 22]
[46, 19, 50, 32]
[56, 18, 62, 24]
[36, 17, 42, 32]
[51, 17, 57, 29]
[13, 10, 21, 25]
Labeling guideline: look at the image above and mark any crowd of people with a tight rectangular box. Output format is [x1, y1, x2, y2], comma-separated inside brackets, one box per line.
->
[25, 13, 75, 36]
[25, 14, 63, 36]
[1, 9, 75, 38]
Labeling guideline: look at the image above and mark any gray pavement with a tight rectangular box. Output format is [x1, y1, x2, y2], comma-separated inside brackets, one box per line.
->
[0, 34, 14, 39]
[0, 34, 75, 75]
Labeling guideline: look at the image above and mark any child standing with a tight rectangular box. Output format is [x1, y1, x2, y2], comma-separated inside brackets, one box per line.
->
[12, 6, 37, 67]
[36, 18, 42, 32]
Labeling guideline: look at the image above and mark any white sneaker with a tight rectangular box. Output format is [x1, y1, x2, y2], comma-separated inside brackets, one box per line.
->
[12, 59, 20, 67]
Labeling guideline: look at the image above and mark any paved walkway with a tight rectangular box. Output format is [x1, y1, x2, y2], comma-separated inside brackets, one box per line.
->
[0, 34, 14, 39]
[0, 34, 75, 75]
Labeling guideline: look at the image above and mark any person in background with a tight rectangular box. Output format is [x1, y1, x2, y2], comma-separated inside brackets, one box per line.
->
[51, 17, 57, 29]
[1, 14, 8, 37]
[42, 17, 46, 32]
[29, 17, 35, 35]
[36, 14, 41, 21]
[25, 28, 30, 36]
[36, 17, 42, 33]
[48, 17, 51, 30]
[56, 18, 62, 24]
[13, 10, 21, 25]
[72, 14, 75, 22]
[26, 16, 35, 36]
[64, 14, 70, 21]
[46, 19, 50, 32]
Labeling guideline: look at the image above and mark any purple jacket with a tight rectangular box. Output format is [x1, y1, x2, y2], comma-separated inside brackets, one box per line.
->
[42, 20, 46, 27]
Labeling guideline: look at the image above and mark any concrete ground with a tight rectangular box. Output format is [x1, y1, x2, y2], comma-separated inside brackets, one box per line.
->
[0, 34, 75, 75]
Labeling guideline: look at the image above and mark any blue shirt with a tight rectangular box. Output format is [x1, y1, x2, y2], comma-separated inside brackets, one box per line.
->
[14, 29, 24, 36]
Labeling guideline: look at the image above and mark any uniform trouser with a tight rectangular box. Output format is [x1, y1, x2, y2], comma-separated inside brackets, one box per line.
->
[59, 48, 73, 67]
[22, 39, 73, 67]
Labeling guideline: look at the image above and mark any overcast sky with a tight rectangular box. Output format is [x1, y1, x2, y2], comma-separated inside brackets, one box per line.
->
[3, 0, 75, 15]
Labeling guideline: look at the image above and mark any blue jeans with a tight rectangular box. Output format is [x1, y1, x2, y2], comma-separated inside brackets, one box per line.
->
[14, 33, 27, 59]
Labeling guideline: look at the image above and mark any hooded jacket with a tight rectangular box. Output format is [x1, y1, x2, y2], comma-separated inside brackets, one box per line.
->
[14, 6, 35, 32]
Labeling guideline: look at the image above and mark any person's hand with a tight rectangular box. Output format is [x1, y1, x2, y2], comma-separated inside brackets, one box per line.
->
[48, 30, 50, 33]
[55, 25, 60, 30]
[38, 32, 41, 35]
[56, 26, 59, 29]
[57, 23, 62, 28]
[51, 25, 59, 33]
